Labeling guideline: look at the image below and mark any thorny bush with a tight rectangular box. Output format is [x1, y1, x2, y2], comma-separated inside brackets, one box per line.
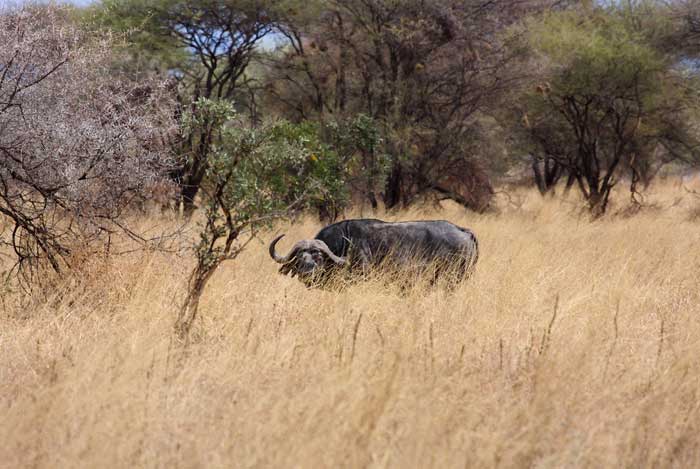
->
[0, 5, 177, 286]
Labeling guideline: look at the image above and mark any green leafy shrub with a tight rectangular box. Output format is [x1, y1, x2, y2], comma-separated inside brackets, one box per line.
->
[177, 98, 349, 337]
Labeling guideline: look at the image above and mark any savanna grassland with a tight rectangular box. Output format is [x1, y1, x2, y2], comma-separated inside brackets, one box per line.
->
[2, 182, 700, 469]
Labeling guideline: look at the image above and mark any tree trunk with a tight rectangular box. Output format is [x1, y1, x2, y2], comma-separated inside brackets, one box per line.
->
[334, 12, 347, 113]
[368, 191, 378, 210]
[564, 171, 576, 195]
[532, 155, 546, 195]
[532, 155, 562, 196]
[384, 159, 402, 209]
[544, 157, 561, 194]
[180, 124, 214, 213]
[180, 172, 205, 213]
[175, 263, 218, 340]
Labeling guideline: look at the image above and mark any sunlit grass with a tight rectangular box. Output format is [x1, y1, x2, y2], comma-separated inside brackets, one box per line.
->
[2, 180, 700, 468]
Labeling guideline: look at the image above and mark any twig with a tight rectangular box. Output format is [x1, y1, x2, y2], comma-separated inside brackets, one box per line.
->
[539, 294, 559, 356]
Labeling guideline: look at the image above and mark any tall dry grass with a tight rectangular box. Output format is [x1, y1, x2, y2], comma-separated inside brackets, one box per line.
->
[2, 181, 700, 468]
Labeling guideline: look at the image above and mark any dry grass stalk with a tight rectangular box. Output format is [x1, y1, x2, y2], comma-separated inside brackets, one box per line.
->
[2, 182, 700, 467]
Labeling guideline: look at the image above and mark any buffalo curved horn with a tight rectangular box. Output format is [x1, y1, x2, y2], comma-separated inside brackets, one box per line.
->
[269, 234, 296, 264]
[316, 240, 347, 266]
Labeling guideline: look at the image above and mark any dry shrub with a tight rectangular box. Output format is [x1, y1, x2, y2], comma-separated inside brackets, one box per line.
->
[0, 4, 176, 280]
[1, 185, 700, 468]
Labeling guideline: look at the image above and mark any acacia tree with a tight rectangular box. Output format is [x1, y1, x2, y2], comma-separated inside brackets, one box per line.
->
[0, 5, 176, 283]
[514, 8, 700, 215]
[264, 0, 567, 211]
[165, 0, 280, 210]
[88, 0, 280, 211]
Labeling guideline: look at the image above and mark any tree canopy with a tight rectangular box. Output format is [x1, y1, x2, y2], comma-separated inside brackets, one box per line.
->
[509, 4, 700, 213]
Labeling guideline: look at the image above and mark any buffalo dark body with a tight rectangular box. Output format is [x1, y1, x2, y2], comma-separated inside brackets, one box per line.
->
[269, 219, 478, 286]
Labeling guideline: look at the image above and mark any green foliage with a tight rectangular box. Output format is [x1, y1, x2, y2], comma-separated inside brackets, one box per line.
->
[184, 103, 387, 277]
[324, 114, 390, 207]
[185, 98, 348, 270]
[211, 120, 347, 225]
[83, 0, 279, 79]
[326, 114, 386, 166]
[82, 0, 186, 74]
[514, 6, 700, 212]
[528, 10, 665, 99]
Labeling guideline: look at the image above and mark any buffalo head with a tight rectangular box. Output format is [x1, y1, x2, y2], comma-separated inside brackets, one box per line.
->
[269, 234, 346, 282]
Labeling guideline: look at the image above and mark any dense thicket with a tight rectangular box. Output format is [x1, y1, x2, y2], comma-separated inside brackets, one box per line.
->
[263, 0, 559, 211]
[86, 0, 563, 213]
[84, 0, 700, 219]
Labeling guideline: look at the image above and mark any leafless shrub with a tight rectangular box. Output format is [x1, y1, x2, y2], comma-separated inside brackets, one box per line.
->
[0, 5, 177, 285]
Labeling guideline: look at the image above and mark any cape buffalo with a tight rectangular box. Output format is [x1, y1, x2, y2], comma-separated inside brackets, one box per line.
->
[269, 219, 478, 286]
